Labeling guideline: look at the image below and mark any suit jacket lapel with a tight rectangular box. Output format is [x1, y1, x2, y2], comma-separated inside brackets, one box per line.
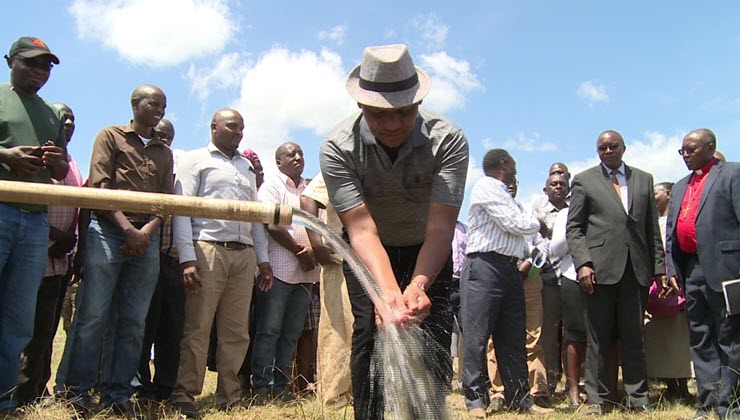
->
[669, 175, 689, 232]
[697, 160, 722, 216]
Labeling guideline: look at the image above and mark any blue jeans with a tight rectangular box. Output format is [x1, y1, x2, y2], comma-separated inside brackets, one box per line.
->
[251, 278, 312, 393]
[63, 218, 159, 406]
[0, 204, 49, 409]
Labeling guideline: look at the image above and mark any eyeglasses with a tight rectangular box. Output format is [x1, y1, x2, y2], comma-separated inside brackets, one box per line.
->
[13, 56, 54, 71]
[597, 144, 621, 152]
[677, 146, 698, 156]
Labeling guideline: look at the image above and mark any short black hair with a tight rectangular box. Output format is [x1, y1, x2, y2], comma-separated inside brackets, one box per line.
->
[483, 148, 511, 172]
[655, 182, 673, 192]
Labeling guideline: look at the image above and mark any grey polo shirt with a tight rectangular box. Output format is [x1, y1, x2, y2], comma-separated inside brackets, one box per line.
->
[320, 108, 469, 247]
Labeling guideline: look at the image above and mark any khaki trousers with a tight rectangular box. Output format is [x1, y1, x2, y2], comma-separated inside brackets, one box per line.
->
[316, 261, 354, 405]
[170, 241, 256, 407]
[488, 275, 549, 398]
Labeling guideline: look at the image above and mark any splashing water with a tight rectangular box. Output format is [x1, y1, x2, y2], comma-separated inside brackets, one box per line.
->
[293, 209, 449, 419]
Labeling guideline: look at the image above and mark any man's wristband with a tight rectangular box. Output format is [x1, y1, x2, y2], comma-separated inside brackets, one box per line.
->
[412, 280, 426, 293]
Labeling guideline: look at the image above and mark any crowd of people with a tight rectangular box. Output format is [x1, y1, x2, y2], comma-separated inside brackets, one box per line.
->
[0, 35, 738, 420]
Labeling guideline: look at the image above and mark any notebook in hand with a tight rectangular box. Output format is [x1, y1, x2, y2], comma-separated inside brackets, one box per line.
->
[722, 278, 740, 316]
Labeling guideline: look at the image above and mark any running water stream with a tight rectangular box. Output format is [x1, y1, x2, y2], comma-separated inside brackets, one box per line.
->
[293, 209, 449, 420]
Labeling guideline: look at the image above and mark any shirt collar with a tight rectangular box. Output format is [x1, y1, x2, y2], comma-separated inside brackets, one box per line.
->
[694, 157, 717, 176]
[277, 170, 305, 189]
[541, 199, 564, 213]
[207, 141, 243, 161]
[124, 120, 165, 147]
[601, 162, 626, 176]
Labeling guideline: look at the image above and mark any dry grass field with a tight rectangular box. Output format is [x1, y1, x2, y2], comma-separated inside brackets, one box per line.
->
[5, 327, 698, 419]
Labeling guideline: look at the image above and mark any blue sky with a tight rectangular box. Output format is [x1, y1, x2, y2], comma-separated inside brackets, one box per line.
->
[4, 1, 739, 221]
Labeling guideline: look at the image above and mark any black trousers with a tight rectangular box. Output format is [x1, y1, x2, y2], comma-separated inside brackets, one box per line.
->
[683, 255, 740, 418]
[137, 253, 185, 400]
[345, 243, 453, 420]
[16, 274, 68, 404]
[583, 262, 648, 407]
[461, 252, 531, 410]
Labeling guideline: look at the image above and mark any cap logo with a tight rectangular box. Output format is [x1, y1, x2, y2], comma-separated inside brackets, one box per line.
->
[32, 39, 48, 49]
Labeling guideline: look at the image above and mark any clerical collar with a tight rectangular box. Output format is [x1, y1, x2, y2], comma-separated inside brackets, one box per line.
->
[694, 158, 717, 176]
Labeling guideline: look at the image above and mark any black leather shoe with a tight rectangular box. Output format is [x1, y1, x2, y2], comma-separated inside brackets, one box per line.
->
[171, 401, 201, 420]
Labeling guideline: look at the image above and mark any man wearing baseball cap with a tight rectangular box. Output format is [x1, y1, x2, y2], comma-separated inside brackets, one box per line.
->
[0, 36, 67, 411]
[320, 44, 469, 419]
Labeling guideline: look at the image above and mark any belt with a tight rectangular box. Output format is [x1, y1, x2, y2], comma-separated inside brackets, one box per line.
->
[206, 241, 250, 251]
[491, 251, 519, 264]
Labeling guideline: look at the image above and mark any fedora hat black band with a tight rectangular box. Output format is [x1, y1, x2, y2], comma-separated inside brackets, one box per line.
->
[359, 73, 418, 93]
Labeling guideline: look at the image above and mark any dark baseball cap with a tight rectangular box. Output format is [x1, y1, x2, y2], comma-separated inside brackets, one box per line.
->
[7, 37, 60, 64]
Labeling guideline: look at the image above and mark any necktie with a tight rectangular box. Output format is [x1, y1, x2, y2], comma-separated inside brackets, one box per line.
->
[611, 170, 621, 198]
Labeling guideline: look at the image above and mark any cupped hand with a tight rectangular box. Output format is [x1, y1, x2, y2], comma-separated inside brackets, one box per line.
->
[578, 265, 596, 295]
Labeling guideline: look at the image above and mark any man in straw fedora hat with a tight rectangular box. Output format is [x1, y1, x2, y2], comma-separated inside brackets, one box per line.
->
[320, 44, 469, 419]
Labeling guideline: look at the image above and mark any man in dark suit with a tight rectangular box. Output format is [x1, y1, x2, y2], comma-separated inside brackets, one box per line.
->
[567, 130, 665, 415]
[665, 129, 740, 420]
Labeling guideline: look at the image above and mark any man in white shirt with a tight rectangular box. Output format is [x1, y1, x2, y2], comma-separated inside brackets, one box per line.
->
[461, 148, 552, 418]
[169, 109, 272, 419]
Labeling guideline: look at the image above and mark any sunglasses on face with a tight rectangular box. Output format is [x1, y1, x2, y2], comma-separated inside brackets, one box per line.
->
[14, 56, 54, 71]
[677, 146, 699, 156]
[597, 144, 621, 152]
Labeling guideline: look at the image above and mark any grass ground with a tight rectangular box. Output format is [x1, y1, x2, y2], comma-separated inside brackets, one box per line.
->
[7, 327, 698, 419]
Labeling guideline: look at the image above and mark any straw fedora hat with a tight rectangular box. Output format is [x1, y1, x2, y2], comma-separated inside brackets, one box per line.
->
[346, 44, 430, 109]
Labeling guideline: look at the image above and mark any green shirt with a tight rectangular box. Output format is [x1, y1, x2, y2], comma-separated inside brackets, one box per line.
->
[0, 83, 67, 212]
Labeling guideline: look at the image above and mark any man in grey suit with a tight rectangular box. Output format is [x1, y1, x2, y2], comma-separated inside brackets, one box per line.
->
[665, 129, 740, 420]
[567, 130, 664, 415]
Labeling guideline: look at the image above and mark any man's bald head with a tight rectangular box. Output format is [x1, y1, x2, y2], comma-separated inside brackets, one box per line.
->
[51, 102, 75, 143]
[549, 162, 570, 180]
[130, 84, 166, 129]
[681, 128, 716, 171]
[130, 84, 164, 106]
[544, 173, 568, 207]
[211, 108, 239, 125]
[210, 108, 244, 157]
[596, 130, 626, 170]
[275, 142, 300, 160]
[155, 118, 175, 146]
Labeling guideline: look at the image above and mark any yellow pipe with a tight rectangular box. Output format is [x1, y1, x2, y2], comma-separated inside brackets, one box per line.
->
[0, 180, 292, 225]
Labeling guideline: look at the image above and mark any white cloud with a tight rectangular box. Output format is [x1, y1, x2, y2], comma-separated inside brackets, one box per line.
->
[503, 132, 558, 153]
[318, 25, 348, 45]
[230, 47, 356, 175]
[419, 52, 482, 113]
[577, 80, 609, 106]
[481, 133, 556, 153]
[567, 130, 688, 184]
[414, 14, 449, 50]
[69, 0, 236, 67]
[186, 52, 249, 100]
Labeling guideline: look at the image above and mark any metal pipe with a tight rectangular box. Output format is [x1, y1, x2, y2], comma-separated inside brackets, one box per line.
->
[0, 180, 292, 225]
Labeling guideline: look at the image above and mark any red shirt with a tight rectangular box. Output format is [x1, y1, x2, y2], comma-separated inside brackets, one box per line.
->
[676, 158, 717, 253]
